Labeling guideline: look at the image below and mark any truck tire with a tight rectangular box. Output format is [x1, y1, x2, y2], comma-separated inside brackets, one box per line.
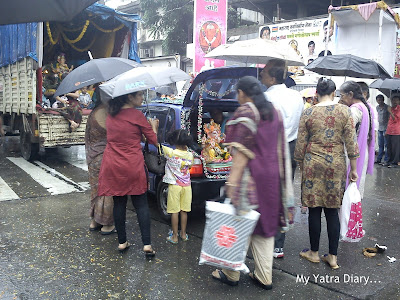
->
[20, 130, 39, 161]
[156, 182, 171, 222]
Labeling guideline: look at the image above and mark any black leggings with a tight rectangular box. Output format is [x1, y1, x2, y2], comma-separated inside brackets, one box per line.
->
[113, 193, 151, 246]
[308, 207, 340, 255]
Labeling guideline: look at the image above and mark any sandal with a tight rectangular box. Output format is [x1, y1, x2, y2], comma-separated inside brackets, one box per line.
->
[89, 224, 102, 231]
[101, 228, 117, 235]
[299, 249, 320, 263]
[321, 254, 339, 270]
[144, 249, 156, 259]
[212, 269, 238, 286]
[118, 242, 131, 253]
[180, 233, 189, 241]
[166, 235, 178, 244]
[249, 272, 272, 290]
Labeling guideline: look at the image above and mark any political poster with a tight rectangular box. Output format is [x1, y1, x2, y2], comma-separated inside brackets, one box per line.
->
[193, 0, 227, 74]
[259, 17, 333, 83]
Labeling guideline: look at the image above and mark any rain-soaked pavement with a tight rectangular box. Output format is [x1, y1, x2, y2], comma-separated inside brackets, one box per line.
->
[0, 136, 399, 300]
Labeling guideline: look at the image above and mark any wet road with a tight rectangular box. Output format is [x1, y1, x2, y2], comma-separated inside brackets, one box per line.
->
[0, 136, 399, 299]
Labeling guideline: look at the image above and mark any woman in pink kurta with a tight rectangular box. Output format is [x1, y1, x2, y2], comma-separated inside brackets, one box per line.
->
[98, 91, 158, 256]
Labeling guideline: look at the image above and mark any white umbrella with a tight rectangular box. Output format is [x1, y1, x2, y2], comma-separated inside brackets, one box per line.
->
[99, 66, 190, 102]
[205, 38, 304, 66]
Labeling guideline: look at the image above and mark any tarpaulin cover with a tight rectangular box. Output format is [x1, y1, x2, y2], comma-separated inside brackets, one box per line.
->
[0, 23, 38, 68]
[0, 3, 141, 68]
[85, 4, 141, 62]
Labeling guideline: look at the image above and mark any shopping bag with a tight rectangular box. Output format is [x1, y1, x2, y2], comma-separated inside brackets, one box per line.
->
[199, 201, 260, 273]
[339, 182, 365, 242]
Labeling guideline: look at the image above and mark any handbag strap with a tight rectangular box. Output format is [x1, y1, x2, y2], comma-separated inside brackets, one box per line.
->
[144, 140, 149, 152]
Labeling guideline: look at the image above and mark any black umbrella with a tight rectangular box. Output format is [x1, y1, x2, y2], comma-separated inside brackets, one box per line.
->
[54, 57, 142, 97]
[305, 54, 391, 79]
[369, 78, 400, 97]
[0, 0, 97, 25]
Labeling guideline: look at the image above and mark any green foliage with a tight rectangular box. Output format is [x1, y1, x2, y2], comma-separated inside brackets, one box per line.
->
[141, 0, 243, 55]
[141, 0, 194, 55]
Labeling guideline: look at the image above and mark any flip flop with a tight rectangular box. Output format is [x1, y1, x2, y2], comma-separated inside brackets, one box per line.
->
[212, 269, 239, 286]
[180, 233, 189, 241]
[89, 225, 102, 231]
[144, 249, 156, 259]
[166, 235, 178, 244]
[249, 272, 272, 290]
[101, 228, 117, 235]
[321, 254, 340, 270]
[118, 242, 131, 253]
[299, 249, 320, 263]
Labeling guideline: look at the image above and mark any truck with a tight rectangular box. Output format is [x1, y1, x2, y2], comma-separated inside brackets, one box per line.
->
[0, 3, 140, 160]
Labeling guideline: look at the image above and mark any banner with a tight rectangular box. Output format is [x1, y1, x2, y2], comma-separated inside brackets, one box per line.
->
[394, 8, 400, 78]
[193, 0, 227, 74]
[260, 17, 332, 65]
[260, 17, 333, 83]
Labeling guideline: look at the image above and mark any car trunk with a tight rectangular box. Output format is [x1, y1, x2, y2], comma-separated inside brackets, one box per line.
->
[183, 67, 260, 179]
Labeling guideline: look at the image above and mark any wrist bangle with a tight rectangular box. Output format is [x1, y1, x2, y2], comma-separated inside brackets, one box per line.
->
[226, 182, 238, 187]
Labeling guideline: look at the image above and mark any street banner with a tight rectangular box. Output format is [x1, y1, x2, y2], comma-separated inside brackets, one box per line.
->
[393, 8, 400, 78]
[193, 0, 227, 74]
[260, 17, 331, 65]
[259, 17, 333, 84]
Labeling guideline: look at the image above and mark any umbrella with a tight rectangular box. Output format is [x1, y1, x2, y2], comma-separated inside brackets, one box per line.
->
[0, 0, 96, 25]
[300, 87, 316, 98]
[155, 85, 175, 95]
[305, 54, 391, 79]
[54, 58, 142, 97]
[369, 78, 400, 97]
[205, 39, 304, 66]
[99, 66, 191, 102]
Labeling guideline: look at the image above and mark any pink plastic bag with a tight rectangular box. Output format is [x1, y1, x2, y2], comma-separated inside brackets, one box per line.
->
[340, 182, 365, 242]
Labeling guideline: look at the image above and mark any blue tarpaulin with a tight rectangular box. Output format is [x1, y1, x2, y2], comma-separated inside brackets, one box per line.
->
[0, 3, 141, 68]
[0, 23, 38, 68]
[85, 4, 141, 62]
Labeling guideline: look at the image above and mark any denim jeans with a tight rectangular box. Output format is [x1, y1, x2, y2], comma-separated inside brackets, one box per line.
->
[377, 130, 389, 163]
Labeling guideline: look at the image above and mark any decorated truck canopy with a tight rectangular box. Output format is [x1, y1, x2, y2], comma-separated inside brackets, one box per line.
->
[329, 1, 400, 77]
[0, 3, 141, 68]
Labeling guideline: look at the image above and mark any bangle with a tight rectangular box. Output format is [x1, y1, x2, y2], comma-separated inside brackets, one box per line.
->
[225, 182, 238, 187]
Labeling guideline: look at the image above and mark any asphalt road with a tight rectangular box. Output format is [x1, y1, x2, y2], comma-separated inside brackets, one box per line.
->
[0, 136, 399, 300]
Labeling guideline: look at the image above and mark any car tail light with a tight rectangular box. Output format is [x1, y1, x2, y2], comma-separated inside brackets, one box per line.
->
[190, 158, 204, 177]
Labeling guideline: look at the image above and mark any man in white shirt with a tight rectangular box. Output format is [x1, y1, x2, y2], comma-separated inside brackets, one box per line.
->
[260, 59, 304, 259]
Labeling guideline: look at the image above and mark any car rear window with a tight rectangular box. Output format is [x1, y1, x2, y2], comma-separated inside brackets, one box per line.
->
[190, 78, 240, 101]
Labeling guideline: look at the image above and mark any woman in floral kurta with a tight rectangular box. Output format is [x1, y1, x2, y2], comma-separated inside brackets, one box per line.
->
[294, 78, 359, 270]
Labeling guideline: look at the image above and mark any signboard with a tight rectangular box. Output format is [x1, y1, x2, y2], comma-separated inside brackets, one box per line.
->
[260, 17, 333, 84]
[260, 17, 332, 65]
[193, 0, 227, 74]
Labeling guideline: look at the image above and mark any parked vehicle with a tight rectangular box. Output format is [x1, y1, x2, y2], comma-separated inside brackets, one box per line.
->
[0, 4, 140, 160]
[141, 67, 260, 220]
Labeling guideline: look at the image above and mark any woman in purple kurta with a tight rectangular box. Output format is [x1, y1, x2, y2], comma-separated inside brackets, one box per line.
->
[211, 76, 294, 290]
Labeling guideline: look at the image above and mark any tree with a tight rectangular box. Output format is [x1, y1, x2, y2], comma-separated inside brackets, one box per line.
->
[141, 0, 243, 56]
[141, 0, 194, 55]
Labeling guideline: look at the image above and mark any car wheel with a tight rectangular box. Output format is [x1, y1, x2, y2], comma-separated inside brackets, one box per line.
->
[156, 182, 171, 222]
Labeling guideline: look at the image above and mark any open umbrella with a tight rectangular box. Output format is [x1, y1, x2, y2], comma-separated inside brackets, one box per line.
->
[54, 58, 142, 97]
[369, 78, 400, 97]
[300, 87, 316, 98]
[99, 66, 190, 102]
[0, 0, 96, 25]
[305, 54, 391, 79]
[205, 39, 304, 66]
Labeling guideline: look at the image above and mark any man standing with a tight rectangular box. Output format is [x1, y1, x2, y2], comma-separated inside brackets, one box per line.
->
[376, 94, 390, 164]
[260, 59, 304, 258]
